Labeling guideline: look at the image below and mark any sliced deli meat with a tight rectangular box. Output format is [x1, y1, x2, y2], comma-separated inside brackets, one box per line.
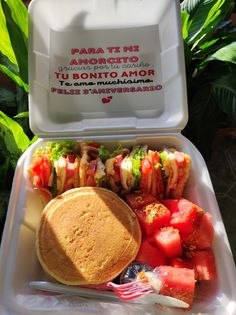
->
[160, 148, 191, 198]
[140, 150, 165, 199]
[28, 141, 81, 202]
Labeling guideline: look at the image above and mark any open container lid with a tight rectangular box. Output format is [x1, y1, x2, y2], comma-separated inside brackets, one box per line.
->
[29, 0, 188, 138]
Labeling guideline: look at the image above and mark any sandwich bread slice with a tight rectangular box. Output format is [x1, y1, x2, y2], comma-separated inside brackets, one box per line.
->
[160, 148, 191, 198]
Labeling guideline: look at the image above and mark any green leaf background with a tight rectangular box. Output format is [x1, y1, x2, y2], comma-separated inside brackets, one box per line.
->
[0, 0, 28, 92]
[181, 0, 236, 160]
[0, 111, 30, 169]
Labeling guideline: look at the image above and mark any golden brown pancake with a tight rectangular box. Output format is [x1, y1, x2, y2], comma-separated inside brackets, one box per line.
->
[36, 187, 141, 285]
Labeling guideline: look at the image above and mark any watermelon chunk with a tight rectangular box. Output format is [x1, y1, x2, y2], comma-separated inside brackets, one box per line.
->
[182, 212, 214, 250]
[135, 202, 171, 236]
[125, 192, 158, 210]
[170, 198, 200, 234]
[153, 227, 182, 258]
[188, 249, 217, 281]
[157, 265, 196, 306]
[170, 257, 193, 269]
[135, 240, 166, 268]
[161, 199, 179, 213]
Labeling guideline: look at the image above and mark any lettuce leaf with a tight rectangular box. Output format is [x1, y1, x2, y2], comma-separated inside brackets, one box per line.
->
[110, 144, 124, 158]
[159, 151, 168, 162]
[131, 146, 146, 189]
[98, 145, 110, 162]
[41, 141, 78, 161]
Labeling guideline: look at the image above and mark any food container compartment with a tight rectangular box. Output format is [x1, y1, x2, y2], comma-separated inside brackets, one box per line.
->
[0, 0, 236, 314]
[0, 134, 236, 315]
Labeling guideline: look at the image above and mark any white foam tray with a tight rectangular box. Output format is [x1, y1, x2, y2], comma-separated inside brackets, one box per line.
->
[0, 133, 236, 315]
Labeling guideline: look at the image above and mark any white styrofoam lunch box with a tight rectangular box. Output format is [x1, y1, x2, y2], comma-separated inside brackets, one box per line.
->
[0, 0, 236, 314]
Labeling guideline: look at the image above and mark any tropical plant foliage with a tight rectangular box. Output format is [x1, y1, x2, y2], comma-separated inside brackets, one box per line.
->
[0, 0, 236, 239]
[181, 0, 236, 159]
[0, 0, 32, 239]
[0, 0, 28, 91]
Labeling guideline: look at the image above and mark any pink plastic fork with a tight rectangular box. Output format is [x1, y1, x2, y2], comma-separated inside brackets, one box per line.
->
[107, 278, 154, 301]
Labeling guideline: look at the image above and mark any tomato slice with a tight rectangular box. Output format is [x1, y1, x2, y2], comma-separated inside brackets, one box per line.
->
[141, 157, 152, 174]
[139, 157, 153, 193]
[67, 154, 75, 163]
[31, 157, 42, 175]
[174, 151, 186, 166]
[86, 176, 96, 187]
[113, 154, 124, 183]
[30, 155, 51, 188]
[86, 160, 97, 186]
[114, 154, 124, 166]
[135, 240, 166, 268]
[153, 227, 182, 258]
[88, 142, 101, 148]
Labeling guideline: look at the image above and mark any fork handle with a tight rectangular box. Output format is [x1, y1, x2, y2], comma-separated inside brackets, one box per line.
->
[29, 281, 120, 302]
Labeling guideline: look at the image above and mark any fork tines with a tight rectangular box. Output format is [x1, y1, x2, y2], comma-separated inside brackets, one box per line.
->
[107, 279, 154, 301]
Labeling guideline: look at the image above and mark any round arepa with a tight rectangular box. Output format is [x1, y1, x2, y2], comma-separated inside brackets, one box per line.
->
[36, 187, 141, 285]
